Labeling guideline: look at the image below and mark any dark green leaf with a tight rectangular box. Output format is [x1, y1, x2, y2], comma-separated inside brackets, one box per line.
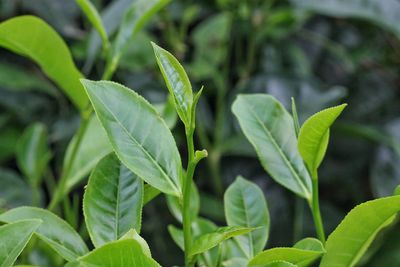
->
[83, 153, 144, 247]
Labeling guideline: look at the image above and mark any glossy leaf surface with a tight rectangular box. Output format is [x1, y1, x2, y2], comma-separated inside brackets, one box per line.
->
[298, 104, 346, 174]
[78, 239, 161, 267]
[81, 80, 182, 196]
[16, 123, 51, 186]
[232, 94, 312, 200]
[320, 195, 400, 267]
[190, 226, 254, 257]
[224, 176, 270, 258]
[0, 16, 88, 111]
[248, 238, 325, 267]
[84, 153, 143, 247]
[0, 207, 88, 261]
[0, 220, 41, 267]
[152, 42, 193, 127]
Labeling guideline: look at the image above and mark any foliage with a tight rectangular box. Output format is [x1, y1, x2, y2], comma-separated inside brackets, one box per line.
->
[1, 0, 400, 266]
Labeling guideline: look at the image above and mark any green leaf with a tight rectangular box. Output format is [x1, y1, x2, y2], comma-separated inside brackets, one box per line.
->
[224, 176, 270, 258]
[64, 115, 112, 194]
[120, 229, 151, 257]
[76, 0, 108, 46]
[190, 226, 254, 257]
[222, 257, 248, 267]
[16, 123, 51, 187]
[320, 195, 400, 267]
[105, 0, 170, 78]
[292, 0, 400, 39]
[248, 238, 325, 267]
[0, 207, 88, 261]
[298, 104, 346, 174]
[78, 239, 161, 267]
[232, 94, 312, 200]
[261, 261, 298, 267]
[0, 219, 41, 267]
[168, 224, 184, 251]
[83, 153, 143, 247]
[81, 80, 182, 196]
[0, 16, 88, 111]
[152, 42, 193, 127]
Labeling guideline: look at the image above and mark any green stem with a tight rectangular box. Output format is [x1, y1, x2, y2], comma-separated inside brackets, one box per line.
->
[309, 173, 326, 244]
[293, 197, 304, 242]
[48, 116, 90, 211]
[183, 129, 195, 267]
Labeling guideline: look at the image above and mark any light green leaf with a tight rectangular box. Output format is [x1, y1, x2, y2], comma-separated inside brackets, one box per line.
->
[248, 238, 325, 267]
[262, 261, 298, 267]
[64, 115, 112, 194]
[190, 226, 254, 257]
[81, 80, 182, 197]
[222, 257, 248, 267]
[232, 94, 312, 200]
[0, 16, 88, 111]
[320, 195, 400, 267]
[224, 176, 270, 258]
[78, 239, 161, 267]
[298, 104, 346, 174]
[16, 123, 51, 186]
[168, 225, 184, 251]
[0, 207, 88, 261]
[105, 0, 170, 78]
[0, 219, 41, 267]
[152, 42, 193, 127]
[83, 153, 143, 247]
[76, 0, 108, 46]
[120, 229, 151, 257]
[292, 0, 400, 39]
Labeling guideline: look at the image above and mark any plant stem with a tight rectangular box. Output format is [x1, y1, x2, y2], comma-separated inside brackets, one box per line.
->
[183, 128, 195, 267]
[309, 172, 326, 244]
[48, 116, 90, 211]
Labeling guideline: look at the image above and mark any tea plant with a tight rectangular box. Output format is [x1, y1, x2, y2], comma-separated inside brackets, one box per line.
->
[1, 0, 400, 266]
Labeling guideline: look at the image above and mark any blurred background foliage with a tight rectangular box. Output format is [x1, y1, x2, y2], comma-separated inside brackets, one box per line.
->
[1, 0, 400, 266]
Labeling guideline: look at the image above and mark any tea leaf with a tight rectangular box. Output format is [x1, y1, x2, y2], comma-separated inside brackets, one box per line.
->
[120, 229, 151, 257]
[298, 104, 346, 175]
[320, 195, 400, 267]
[76, 0, 108, 46]
[0, 219, 41, 267]
[190, 226, 254, 257]
[78, 239, 161, 267]
[83, 153, 144, 247]
[81, 80, 182, 197]
[143, 184, 161, 204]
[152, 42, 193, 127]
[232, 94, 312, 200]
[0, 207, 88, 261]
[64, 115, 112, 194]
[0, 16, 88, 112]
[248, 238, 325, 266]
[16, 123, 51, 187]
[224, 176, 270, 258]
